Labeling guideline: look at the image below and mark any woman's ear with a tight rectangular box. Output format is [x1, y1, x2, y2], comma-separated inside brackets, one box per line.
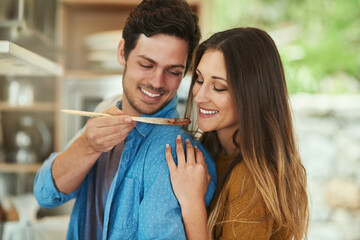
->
[117, 38, 126, 67]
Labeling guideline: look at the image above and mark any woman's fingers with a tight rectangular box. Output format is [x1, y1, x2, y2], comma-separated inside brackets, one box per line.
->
[194, 146, 204, 164]
[165, 144, 177, 172]
[195, 147, 211, 184]
[176, 135, 186, 167]
[185, 139, 196, 165]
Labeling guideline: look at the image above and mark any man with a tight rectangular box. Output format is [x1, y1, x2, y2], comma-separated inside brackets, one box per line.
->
[33, 0, 216, 239]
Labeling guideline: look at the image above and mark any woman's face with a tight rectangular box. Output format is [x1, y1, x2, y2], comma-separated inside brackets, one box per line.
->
[193, 49, 239, 136]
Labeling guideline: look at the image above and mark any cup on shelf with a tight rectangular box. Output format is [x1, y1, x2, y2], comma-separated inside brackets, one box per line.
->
[7, 78, 34, 106]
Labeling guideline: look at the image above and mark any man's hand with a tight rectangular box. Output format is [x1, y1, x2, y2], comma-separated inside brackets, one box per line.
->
[52, 106, 136, 194]
[84, 106, 136, 153]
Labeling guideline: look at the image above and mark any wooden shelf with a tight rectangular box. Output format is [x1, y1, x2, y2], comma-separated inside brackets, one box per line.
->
[0, 102, 56, 112]
[65, 70, 123, 79]
[0, 163, 42, 173]
[61, 0, 141, 6]
[0, 41, 63, 77]
[61, 0, 201, 6]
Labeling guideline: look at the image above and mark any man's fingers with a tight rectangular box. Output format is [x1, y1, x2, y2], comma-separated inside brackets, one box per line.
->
[88, 114, 134, 129]
[103, 106, 123, 115]
[176, 135, 186, 167]
[165, 144, 177, 172]
[96, 107, 134, 125]
[87, 121, 134, 138]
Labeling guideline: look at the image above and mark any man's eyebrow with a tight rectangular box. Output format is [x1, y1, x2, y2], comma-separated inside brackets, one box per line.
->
[196, 69, 227, 82]
[139, 55, 185, 69]
[139, 55, 156, 64]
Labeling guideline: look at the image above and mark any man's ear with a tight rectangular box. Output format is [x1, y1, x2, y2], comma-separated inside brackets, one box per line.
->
[117, 38, 126, 67]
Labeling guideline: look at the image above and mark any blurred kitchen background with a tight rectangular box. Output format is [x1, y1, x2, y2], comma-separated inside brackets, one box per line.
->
[0, 0, 359, 239]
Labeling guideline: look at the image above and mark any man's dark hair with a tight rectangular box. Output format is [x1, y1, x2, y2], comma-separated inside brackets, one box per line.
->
[122, 0, 201, 74]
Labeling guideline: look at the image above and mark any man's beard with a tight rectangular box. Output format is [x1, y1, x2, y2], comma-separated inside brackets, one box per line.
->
[122, 65, 169, 115]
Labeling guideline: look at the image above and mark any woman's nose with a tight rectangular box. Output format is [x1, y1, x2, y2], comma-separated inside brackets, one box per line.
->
[193, 84, 209, 103]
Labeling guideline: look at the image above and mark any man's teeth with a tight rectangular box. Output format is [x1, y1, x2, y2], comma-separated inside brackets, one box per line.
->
[141, 88, 161, 98]
[200, 108, 218, 115]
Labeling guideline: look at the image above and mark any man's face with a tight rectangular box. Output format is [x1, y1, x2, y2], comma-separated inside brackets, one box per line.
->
[118, 34, 189, 116]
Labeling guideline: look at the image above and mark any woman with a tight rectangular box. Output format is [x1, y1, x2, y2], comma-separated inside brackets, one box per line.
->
[165, 27, 309, 240]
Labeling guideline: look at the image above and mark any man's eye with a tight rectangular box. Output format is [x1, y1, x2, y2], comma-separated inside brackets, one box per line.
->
[140, 63, 152, 69]
[167, 70, 182, 77]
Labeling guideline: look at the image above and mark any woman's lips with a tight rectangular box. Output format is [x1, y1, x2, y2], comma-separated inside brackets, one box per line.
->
[198, 107, 219, 118]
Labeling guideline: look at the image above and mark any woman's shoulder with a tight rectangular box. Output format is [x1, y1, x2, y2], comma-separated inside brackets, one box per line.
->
[227, 161, 253, 188]
[226, 161, 262, 204]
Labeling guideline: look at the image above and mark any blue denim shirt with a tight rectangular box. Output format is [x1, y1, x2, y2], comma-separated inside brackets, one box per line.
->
[34, 95, 217, 240]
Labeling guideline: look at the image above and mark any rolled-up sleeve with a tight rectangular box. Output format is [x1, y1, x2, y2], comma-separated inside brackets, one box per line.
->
[33, 152, 78, 208]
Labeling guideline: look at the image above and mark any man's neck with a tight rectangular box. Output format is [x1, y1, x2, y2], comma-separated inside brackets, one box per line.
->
[121, 96, 141, 117]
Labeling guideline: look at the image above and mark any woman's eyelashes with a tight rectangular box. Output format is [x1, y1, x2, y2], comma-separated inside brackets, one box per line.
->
[194, 78, 228, 92]
[213, 85, 227, 92]
[195, 78, 204, 85]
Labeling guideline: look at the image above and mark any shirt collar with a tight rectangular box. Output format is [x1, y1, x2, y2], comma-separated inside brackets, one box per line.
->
[116, 95, 180, 137]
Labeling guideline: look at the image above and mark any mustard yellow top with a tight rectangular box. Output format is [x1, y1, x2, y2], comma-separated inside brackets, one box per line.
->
[208, 153, 290, 240]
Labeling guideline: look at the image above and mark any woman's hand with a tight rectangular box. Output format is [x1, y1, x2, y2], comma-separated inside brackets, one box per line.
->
[165, 135, 210, 208]
[165, 135, 210, 240]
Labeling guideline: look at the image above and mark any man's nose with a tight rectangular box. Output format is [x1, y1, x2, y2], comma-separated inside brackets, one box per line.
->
[149, 69, 166, 89]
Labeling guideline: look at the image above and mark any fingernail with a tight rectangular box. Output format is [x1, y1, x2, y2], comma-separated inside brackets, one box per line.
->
[194, 146, 198, 149]
[166, 144, 170, 148]
[124, 117, 132, 123]
[185, 139, 190, 143]
[177, 135, 181, 140]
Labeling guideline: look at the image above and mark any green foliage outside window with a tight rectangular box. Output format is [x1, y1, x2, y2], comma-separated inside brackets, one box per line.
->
[209, 0, 360, 94]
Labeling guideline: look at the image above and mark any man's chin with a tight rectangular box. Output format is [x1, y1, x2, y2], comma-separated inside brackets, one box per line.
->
[134, 104, 160, 115]
[136, 102, 168, 115]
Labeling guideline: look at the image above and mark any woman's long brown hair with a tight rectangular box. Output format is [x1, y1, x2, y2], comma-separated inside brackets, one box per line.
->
[184, 27, 309, 239]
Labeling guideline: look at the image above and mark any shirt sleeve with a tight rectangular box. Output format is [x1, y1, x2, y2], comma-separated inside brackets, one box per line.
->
[33, 96, 121, 209]
[33, 152, 78, 208]
[33, 127, 84, 208]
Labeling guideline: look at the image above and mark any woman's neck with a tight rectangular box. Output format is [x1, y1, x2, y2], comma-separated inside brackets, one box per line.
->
[216, 126, 238, 156]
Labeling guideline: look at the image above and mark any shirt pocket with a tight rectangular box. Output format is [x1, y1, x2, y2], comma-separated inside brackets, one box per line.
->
[108, 177, 140, 238]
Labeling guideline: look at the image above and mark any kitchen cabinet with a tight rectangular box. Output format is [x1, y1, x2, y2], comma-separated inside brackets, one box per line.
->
[0, 41, 62, 196]
[0, 0, 62, 199]
[58, 0, 207, 72]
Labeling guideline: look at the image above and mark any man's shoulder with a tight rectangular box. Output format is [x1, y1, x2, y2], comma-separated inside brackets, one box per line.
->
[144, 125, 211, 159]
[145, 125, 190, 144]
[94, 94, 122, 112]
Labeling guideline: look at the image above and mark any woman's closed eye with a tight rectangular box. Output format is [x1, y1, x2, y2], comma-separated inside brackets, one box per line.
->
[195, 78, 204, 85]
[195, 78, 227, 92]
[213, 86, 227, 92]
